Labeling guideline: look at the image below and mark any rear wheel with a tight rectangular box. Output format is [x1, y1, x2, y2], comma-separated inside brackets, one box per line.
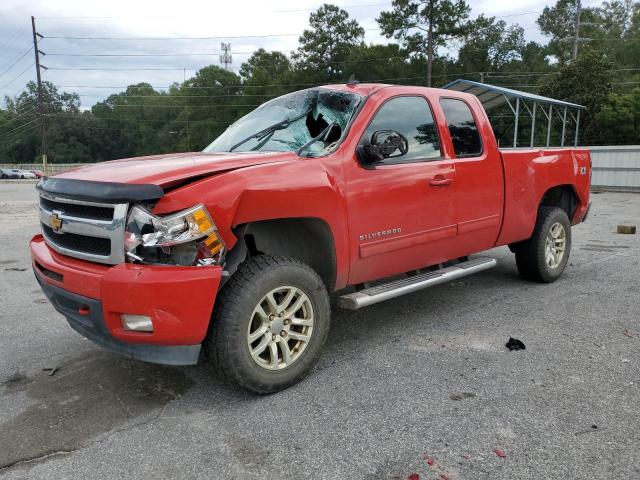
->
[514, 207, 571, 283]
[206, 255, 330, 394]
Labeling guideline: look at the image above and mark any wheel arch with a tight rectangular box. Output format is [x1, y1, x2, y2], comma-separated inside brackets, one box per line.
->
[224, 217, 337, 291]
[538, 184, 580, 221]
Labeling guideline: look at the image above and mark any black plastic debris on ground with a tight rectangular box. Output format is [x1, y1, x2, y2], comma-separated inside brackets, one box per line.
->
[506, 337, 526, 351]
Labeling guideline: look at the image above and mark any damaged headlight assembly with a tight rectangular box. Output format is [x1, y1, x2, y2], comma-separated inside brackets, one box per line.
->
[124, 204, 225, 266]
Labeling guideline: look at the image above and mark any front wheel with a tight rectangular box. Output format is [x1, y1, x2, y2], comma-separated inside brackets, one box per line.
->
[206, 255, 331, 394]
[514, 206, 572, 283]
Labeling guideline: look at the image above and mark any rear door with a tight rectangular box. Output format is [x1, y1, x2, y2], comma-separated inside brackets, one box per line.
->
[344, 94, 458, 285]
[438, 97, 504, 257]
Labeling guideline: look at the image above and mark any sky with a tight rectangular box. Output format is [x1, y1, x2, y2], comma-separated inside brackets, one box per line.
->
[0, 0, 588, 108]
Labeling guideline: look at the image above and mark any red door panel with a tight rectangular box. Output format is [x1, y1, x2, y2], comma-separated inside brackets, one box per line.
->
[342, 93, 458, 285]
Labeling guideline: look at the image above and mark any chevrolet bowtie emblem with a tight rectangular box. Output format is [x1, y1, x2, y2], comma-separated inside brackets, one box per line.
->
[50, 212, 63, 233]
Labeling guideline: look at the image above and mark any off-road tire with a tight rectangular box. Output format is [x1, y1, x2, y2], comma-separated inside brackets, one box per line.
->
[206, 255, 331, 394]
[514, 206, 571, 283]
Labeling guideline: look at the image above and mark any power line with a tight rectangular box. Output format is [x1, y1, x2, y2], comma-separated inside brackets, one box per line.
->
[1, 107, 39, 125]
[9, 82, 35, 97]
[47, 67, 203, 71]
[0, 117, 41, 140]
[40, 27, 380, 41]
[92, 104, 262, 108]
[0, 45, 33, 80]
[0, 24, 30, 55]
[0, 62, 36, 90]
[76, 93, 280, 98]
[45, 113, 231, 124]
[0, 124, 40, 145]
[45, 52, 235, 57]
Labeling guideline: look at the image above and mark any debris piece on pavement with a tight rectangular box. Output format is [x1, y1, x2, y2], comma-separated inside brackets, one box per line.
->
[575, 424, 598, 435]
[407, 473, 420, 480]
[493, 448, 507, 458]
[505, 337, 526, 351]
[423, 455, 436, 467]
[4, 267, 27, 271]
[623, 329, 633, 338]
[621, 359, 630, 363]
[43, 367, 59, 376]
[450, 392, 476, 401]
[616, 224, 636, 234]
[438, 474, 450, 480]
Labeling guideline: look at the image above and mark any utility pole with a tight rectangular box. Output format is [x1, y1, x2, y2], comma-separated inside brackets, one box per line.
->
[426, 22, 433, 87]
[219, 43, 232, 70]
[572, 0, 582, 60]
[480, 72, 485, 83]
[30, 16, 47, 173]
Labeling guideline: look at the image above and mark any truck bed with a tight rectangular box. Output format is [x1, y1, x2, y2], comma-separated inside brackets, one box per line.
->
[496, 148, 592, 246]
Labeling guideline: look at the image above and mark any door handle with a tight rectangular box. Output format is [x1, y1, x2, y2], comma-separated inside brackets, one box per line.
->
[429, 176, 452, 187]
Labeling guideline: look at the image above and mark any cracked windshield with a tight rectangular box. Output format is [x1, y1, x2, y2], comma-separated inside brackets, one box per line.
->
[204, 88, 361, 156]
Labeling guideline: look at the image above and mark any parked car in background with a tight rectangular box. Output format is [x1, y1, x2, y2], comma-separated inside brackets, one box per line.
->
[0, 168, 22, 179]
[18, 170, 37, 179]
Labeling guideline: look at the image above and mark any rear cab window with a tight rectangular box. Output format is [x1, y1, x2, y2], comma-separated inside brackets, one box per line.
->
[440, 98, 482, 157]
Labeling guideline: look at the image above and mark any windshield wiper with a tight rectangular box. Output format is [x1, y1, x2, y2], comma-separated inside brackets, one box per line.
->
[297, 122, 338, 156]
[229, 108, 312, 152]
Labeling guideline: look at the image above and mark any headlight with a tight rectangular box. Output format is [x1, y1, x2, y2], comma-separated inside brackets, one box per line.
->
[124, 204, 226, 266]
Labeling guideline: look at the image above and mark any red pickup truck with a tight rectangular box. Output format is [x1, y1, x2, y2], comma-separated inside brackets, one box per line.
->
[31, 83, 591, 393]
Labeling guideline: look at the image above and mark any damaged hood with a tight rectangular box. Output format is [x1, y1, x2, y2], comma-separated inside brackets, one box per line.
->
[53, 151, 297, 186]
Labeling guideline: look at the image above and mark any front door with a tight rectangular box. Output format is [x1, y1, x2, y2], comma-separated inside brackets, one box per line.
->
[344, 94, 457, 285]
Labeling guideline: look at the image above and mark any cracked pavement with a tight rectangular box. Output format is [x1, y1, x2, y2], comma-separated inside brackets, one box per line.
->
[0, 184, 639, 479]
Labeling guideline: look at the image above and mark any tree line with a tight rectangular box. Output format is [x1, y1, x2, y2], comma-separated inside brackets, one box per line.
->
[1, 0, 639, 164]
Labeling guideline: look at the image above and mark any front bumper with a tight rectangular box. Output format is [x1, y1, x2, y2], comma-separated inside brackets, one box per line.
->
[30, 234, 223, 365]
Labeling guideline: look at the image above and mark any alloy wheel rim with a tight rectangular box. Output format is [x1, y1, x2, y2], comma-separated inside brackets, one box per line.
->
[247, 286, 314, 370]
[545, 222, 566, 269]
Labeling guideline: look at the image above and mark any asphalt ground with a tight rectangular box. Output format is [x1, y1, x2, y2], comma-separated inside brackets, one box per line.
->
[0, 183, 638, 480]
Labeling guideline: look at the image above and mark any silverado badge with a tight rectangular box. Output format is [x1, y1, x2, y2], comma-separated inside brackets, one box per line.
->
[50, 212, 63, 233]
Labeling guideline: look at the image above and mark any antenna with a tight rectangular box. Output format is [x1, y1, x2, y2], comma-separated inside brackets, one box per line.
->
[346, 74, 359, 87]
[219, 42, 232, 70]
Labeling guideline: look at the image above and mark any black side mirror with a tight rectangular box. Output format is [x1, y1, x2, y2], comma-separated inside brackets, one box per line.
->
[357, 130, 409, 164]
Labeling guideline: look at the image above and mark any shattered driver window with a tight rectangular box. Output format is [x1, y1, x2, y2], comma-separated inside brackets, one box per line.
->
[204, 88, 361, 157]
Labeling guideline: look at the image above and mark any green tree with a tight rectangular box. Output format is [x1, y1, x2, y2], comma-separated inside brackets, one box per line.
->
[1, 81, 82, 163]
[4, 80, 80, 115]
[537, 0, 604, 64]
[338, 43, 413, 83]
[539, 49, 613, 143]
[239, 49, 294, 104]
[594, 87, 640, 144]
[598, 0, 640, 67]
[293, 4, 365, 80]
[173, 66, 242, 151]
[378, 0, 471, 86]
[457, 15, 525, 74]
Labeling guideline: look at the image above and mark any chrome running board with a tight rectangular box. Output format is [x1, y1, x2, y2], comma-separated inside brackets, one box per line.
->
[338, 257, 497, 310]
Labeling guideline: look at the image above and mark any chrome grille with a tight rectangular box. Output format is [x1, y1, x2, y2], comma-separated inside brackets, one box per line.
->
[39, 191, 128, 264]
[40, 196, 114, 221]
